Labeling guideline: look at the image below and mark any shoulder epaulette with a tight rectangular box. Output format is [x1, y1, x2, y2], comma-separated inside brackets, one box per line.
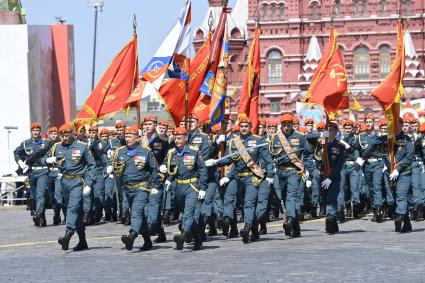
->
[77, 140, 88, 145]
[116, 145, 126, 153]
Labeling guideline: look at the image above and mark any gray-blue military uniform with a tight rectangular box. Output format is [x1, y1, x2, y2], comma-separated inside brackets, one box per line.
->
[50, 139, 96, 251]
[46, 139, 65, 225]
[410, 133, 424, 219]
[114, 143, 160, 251]
[165, 145, 207, 250]
[270, 130, 314, 238]
[14, 137, 51, 227]
[392, 132, 414, 232]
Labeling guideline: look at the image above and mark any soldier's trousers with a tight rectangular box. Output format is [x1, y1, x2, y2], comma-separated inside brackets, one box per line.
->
[175, 183, 201, 232]
[363, 161, 384, 207]
[162, 181, 175, 211]
[382, 172, 395, 205]
[62, 178, 85, 233]
[339, 164, 360, 208]
[147, 186, 163, 226]
[92, 173, 105, 215]
[104, 176, 115, 212]
[277, 169, 301, 219]
[213, 187, 223, 216]
[238, 175, 270, 225]
[125, 188, 149, 235]
[411, 161, 424, 205]
[201, 179, 218, 218]
[29, 170, 48, 216]
[47, 170, 63, 212]
[323, 178, 341, 217]
[223, 178, 239, 220]
[395, 172, 412, 215]
[114, 176, 129, 214]
[309, 168, 320, 207]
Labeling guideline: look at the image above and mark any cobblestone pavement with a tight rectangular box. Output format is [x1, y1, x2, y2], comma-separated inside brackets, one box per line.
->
[1, 206, 425, 282]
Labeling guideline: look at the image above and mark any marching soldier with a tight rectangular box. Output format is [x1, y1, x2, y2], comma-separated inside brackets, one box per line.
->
[320, 121, 345, 233]
[99, 128, 114, 221]
[49, 124, 96, 251]
[163, 127, 207, 250]
[158, 120, 169, 139]
[113, 125, 161, 251]
[14, 122, 51, 227]
[357, 113, 386, 222]
[206, 117, 275, 243]
[105, 120, 129, 223]
[141, 115, 169, 243]
[338, 120, 361, 220]
[408, 118, 424, 220]
[269, 114, 314, 238]
[390, 118, 414, 232]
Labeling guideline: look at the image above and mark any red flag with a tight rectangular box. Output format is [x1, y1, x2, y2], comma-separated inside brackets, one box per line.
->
[75, 34, 138, 125]
[371, 21, 405, 171]
[238, 26, 260, 133]
[158, 34, 211, 125]
[304, 28, 348, 117]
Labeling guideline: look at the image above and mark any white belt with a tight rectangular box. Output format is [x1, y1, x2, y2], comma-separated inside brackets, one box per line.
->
[50, 168, 59, 171]
[31, 166, 48, 170]
[346, 161, 355, 165]
[367, 158, 380, 163]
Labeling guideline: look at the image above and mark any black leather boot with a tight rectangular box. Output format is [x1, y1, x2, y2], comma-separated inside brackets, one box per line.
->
[83, 213, 91, 226]
[250, 220, 259, 242]
[40, 213, 47, 227]
[208, 218, 218, 236]
[121, 230, 138, 250]
[292, 220, 301, 237]
[401, 215, 412, 233]
[283, 217, 294, 237]
[173, 231, 187, 250]
[325, 217, 333, 233]
[319, 204, 326, 216]
[192, 230, 203, 251]
[229, 219, 239, 238]
[58, 230, 74, 250]
[163, 210, 171, 225]
[311, 204, 318, 219]
[394, 214, 404, 232]
[73, 231, 89, 251]
[382, 203, 389, 219]
[352, 204, 360, 219]
[259, 217, 267, 235]
[375, 205, 383, 223]
[221, 217, 230, 237]
[33, 213, 40, 227]
[140, 232, 153, 251]
[121, 208, 129, 225]
[337, 209, 345, 223]
[53, 210, 61, 225]
[154, 226, 167, 243]
[104, 207, 112, 222]
[240, 224, 251, 243]
[345, 203, 352, 218]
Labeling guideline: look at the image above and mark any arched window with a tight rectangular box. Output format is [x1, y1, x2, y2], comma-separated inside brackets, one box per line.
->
[280, 4, 285, 20]
[354, 47, 370, 80]
[362, 0, 368, 16]
[380, 0, 387, 15]
[334, 0, 341, 16]
[353, 0, 359, 16]
[267, 50, 282, 83]
[311, 2, 319, 20]
[271, 4, 276, 21]
[379, 45, 391, 79]
[262, 5, 268, 21]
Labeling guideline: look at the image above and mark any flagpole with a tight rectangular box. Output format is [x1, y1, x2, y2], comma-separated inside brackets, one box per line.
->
[185, 1, 192, 133]
[133, 14, 141, 127]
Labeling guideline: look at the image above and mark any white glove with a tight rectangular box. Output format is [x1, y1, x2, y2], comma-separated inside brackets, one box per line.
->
[46, 156, 57, 164]
[340, 140, 350, 150]
[389, 169, 399, 181]
[159, 164, 167, 174]
[107, 149, 115, 159]
[108, 174, 114, 179]
[106, 165, 113, 174]
[198, 190, 206, 200]
[57, 173, 62, 180]
[205, 159, 217, 167]
[356, 157, 365, 167]
[216, 134, 226, 145]
[165, 180, 172, 192]
[382, 165, 388, 173]
[18, 160, 27, 169]
[305, 180, 312, 188]
[266, 177, 274, 185]
[83, 186, 91, 196]
[219, 177, 230, 186]
[150, 188, 159, 195]
[321, 178, 332, 190]
[302, 171, 310, 182]
[321, 131, 329, 138]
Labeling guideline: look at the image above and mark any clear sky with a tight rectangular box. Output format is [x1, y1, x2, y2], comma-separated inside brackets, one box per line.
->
[21, 0, 236, 106]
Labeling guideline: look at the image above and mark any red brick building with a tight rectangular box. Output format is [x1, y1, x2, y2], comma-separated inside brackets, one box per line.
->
[195, 0, 425, 122]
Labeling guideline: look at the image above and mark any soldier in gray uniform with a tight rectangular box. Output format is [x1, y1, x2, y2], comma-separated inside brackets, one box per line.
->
[48, 124, 96, 251]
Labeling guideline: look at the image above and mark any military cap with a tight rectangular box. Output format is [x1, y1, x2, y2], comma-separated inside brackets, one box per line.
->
[173, 127, 188, 136]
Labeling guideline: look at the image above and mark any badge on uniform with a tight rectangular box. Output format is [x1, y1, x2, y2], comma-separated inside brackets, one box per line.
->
[291, 138, 300, 146]
[71, 149, 82, 164]
[134, 155, 146, 170]
[183, 155, 195, 170]
[193, 137, 202, 144]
